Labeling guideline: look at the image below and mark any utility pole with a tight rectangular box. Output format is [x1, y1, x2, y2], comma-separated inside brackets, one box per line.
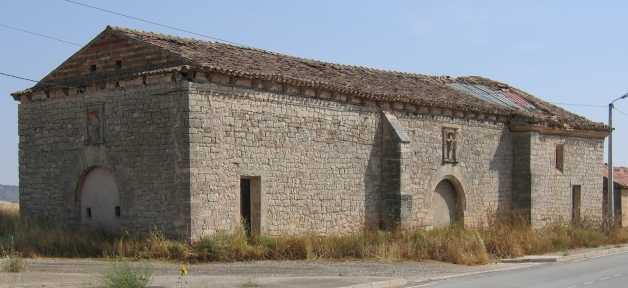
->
[608, 93, 628, 222]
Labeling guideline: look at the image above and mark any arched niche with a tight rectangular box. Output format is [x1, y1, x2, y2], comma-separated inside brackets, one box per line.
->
[432, 176, 465, 228]
[79, 167, 121, 232]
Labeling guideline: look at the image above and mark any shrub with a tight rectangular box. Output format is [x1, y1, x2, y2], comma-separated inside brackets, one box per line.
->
[193, 235, 222, 261]
[481, 213, 537, 258]
[481, 214, 613, 258]
[250, 235, 308, 260]
[192, 228, 262, 261]
[113, 231, 191, 260]
[609, 227, 628, 243]
[241, 279, 260, 288]
[102, 261, 153, 288]
[421, 226, 489, 265]
[2, 256, 25, 273]
[308, 233, 369, 259]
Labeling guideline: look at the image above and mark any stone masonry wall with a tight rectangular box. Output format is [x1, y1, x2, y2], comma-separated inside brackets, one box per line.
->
[17, 71, 605, 239]
[397, 113, 513, 228]
[188, 82, 384, 238]
[529, 133, 604, 227]
[187, 80, 515, 237]
[18, 81, 191, 238]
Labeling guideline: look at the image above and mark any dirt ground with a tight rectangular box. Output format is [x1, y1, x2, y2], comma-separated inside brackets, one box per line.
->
[0, 258, 523, 288]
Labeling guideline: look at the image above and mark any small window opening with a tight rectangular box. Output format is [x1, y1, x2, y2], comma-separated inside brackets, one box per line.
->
[115, 60, 122, 69]
[115, 206, 121, 217]
[90, 64, 97, 72]
[556, 144, 564, 172]
[86, 207, 92, 219]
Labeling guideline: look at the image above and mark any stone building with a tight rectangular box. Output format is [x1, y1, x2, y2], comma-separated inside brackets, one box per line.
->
[603, 165, 628, 226]
[11, 26, 609, 240]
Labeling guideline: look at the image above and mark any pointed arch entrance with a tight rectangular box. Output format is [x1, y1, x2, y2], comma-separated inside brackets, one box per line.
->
[79, 167, 121, 232]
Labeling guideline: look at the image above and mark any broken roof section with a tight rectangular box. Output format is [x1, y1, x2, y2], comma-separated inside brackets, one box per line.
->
[13, 26, 607, 133]
[447, 82, 536, 111]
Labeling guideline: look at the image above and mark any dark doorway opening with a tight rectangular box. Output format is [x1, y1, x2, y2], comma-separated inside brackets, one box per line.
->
[240, 178, 252, 235]
[572, 185, 582, 223]
[240, 176, 261, 236]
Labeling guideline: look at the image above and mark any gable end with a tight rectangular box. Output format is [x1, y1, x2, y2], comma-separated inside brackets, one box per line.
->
[33, 26, 191, 91]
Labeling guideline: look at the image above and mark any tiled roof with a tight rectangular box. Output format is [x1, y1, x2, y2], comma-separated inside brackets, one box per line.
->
[17, 26, 608, 132]
[112, 27, 513, 115]
[111, 27, 605, 131]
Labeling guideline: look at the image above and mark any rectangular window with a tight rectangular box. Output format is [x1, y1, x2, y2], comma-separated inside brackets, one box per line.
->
[86, 207, 92, 219]
[572, 185, 581, 223]
[556, 144, 565, 172]
[115, 206, 121, 217]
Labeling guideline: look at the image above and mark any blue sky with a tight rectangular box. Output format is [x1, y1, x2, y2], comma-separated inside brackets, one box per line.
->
[1, 0, 627, 185]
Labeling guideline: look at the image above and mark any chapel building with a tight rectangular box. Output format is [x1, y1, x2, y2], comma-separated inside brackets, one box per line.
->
[12, 26, 608, 240]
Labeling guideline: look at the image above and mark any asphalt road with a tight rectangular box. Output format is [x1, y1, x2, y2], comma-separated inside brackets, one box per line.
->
[414, 252, 628, 288]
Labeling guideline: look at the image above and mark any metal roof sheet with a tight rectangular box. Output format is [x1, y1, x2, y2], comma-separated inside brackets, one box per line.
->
[447, 83, 536, 111]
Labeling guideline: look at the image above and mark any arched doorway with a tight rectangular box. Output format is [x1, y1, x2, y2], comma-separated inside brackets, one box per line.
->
[80, 167, 120, 232]
[432, 179, 462, 228]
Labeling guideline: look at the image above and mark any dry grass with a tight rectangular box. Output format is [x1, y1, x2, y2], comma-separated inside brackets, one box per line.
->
[190, 226, 488, 265]
[2, 203, 628, 266]
[480, 213, 611, 258]
[1, 202, 116, 258]
[2, 256, 25, 273]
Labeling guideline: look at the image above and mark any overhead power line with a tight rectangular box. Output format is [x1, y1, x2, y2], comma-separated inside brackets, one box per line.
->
[0, 72, 83, 91]
[61, 0, 246, 47]
[0, 72, 38, 83]
[548, 101, 606, 108]
[615, 107, 628, 118]
[0, 23, 82, 47]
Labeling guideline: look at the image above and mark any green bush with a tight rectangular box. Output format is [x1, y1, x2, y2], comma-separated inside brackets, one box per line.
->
[193, 236, 222, 261]
[102, 261, 153, 288]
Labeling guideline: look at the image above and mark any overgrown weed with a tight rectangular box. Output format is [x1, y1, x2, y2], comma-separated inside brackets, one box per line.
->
[2, 203, 628, 266]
